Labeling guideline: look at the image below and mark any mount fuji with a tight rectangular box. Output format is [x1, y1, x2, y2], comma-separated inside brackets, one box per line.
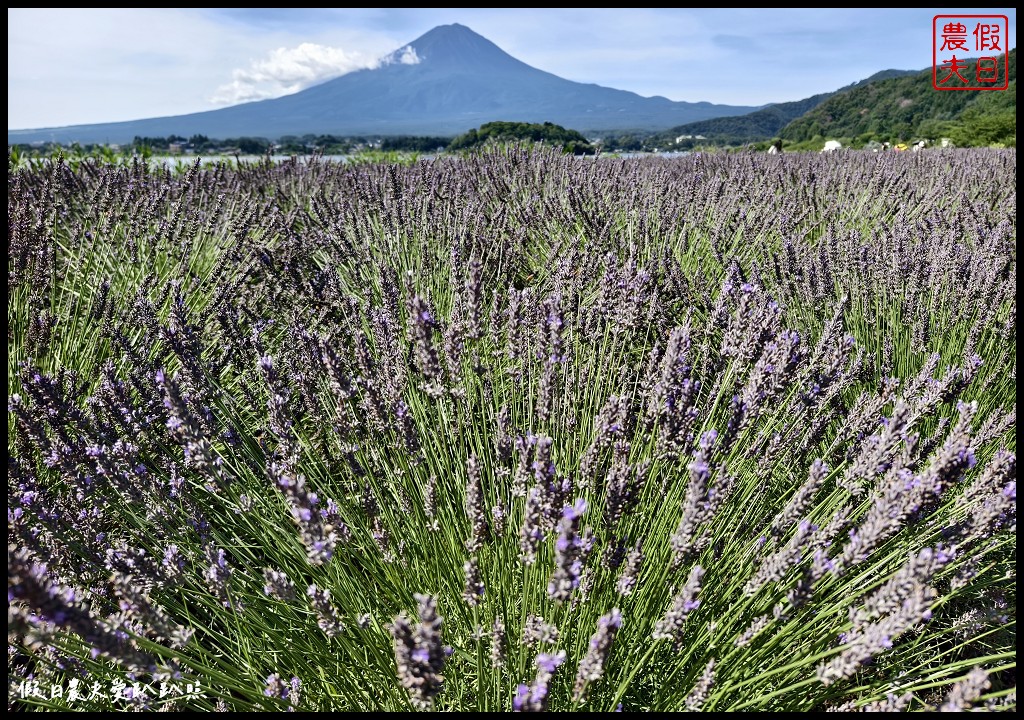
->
[8, 23, 759, 144]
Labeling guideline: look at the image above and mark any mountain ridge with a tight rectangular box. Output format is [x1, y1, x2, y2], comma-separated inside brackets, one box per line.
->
[780, 48, 1016, 146]
[646, 69, 919, 147]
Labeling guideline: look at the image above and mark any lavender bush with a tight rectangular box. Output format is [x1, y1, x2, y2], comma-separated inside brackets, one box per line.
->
[7, 147, 1015, 711]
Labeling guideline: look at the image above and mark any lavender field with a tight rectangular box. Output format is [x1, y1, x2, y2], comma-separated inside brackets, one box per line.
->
[7, 147, 1016, 711]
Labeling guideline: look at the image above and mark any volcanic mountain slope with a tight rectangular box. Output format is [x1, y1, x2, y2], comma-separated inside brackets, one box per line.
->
[8, 23, 759, 144]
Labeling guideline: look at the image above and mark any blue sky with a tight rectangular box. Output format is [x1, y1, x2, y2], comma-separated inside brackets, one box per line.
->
[7, 8, 1017, 130]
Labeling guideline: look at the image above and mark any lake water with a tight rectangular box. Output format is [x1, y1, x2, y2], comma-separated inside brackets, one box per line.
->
[150, 154, 354, 167]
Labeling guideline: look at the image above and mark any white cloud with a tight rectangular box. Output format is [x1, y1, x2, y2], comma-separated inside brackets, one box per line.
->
[210, 42, 418, 106]
[387, 45, 421, 65]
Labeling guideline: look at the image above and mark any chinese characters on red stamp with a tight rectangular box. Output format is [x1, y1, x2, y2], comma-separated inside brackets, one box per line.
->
[933, 15, 1009, 91]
